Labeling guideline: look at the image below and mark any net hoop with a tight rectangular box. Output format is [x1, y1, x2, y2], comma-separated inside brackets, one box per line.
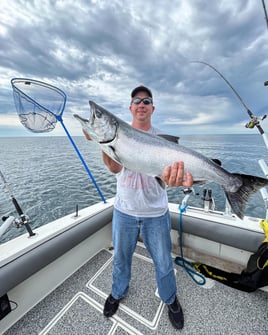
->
[11, 78, 67, 133]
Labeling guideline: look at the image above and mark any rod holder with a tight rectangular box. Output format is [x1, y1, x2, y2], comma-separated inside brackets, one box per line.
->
[259, 159, 268, 178]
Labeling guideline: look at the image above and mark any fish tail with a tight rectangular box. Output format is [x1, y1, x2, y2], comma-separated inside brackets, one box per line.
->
[224, 174, 268, 219]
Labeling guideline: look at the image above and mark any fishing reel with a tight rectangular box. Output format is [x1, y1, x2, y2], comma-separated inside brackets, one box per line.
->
[0, 213, 32, 239]
[13, 214, 30, 228]
[245, 115, 267, 129]
[0, 214, 30, 238]
[1, 170, 35, 237]
[1, 213, 30, 229]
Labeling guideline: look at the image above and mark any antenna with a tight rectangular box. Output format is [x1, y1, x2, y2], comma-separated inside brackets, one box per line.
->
[261, 0, 268, 31]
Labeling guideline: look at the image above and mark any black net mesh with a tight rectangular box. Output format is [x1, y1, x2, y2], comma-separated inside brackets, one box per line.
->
[11, 79, 66, 133]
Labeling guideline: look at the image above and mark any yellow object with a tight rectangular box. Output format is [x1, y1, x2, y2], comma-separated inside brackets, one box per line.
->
[260, 219, 268, 242]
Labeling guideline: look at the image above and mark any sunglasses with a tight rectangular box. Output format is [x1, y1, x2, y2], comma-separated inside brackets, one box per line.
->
[131, 97, 153, 105]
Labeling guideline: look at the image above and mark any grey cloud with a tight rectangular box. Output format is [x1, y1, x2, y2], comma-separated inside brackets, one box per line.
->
[0, 0, 268, 136]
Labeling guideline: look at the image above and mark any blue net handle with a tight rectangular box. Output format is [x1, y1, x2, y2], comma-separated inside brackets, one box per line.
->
[58, 115, 106, 203]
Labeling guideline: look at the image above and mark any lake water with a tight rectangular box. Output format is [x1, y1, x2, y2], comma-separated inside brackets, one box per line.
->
[0, 133, 267, 243]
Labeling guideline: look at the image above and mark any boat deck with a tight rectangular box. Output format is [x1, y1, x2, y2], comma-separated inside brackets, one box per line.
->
[4, 243, 268, 335]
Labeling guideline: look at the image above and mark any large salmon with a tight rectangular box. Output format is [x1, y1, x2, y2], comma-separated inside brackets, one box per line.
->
[74, 101, 268, 219]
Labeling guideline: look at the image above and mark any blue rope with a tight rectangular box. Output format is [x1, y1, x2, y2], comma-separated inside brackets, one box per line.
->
[174, 204, 206, 285]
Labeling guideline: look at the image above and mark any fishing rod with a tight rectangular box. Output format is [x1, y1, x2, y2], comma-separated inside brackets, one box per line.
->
[192, 61, 268, 147]
[193, 61, 268, 219]
[0, 169, 35, 237]
[261, 0, 268, 31]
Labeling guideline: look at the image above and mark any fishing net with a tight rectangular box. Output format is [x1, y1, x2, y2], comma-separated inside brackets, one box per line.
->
[11, 79, 66, 133]
[10, 78, 106, 203]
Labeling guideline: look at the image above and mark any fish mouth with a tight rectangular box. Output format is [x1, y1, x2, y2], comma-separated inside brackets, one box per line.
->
[73, 111, 117, 145]
[73, 114, 88, 125]
[74, 103, 97, 125]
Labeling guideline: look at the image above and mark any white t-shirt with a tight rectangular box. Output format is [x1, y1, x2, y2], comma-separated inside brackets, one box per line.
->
[114, 127, 168, 217]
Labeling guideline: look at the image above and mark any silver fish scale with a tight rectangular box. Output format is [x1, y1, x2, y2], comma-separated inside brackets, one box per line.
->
[111, 122, 239, 189]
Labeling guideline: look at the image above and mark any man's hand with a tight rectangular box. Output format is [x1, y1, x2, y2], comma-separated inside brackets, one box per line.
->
[161, 162, 193, 187]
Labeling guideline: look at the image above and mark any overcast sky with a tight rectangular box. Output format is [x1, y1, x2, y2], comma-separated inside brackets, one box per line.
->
[0, 0, 267, 137]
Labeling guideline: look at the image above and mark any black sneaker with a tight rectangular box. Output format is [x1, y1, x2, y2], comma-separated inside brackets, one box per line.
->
[167, 296, 184, 330]
[103, 294, 120, 317]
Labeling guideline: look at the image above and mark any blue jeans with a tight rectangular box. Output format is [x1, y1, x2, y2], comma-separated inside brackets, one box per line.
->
[111, 208, 177, 304]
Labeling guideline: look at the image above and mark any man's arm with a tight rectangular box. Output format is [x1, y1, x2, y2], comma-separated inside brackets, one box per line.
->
[102, 152, 122, 174]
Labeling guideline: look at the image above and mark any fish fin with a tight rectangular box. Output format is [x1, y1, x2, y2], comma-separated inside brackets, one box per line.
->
[224, 174, 268, 219]
[156, 177, 166, 189]
[193, 180, 207, 186]
[106, 146, 122, 164]
[211, 158, 222, 166]
[157, 134, 180, 144]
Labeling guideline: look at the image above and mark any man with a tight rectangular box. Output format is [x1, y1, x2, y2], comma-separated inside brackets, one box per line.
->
[85, 86, 193, 330]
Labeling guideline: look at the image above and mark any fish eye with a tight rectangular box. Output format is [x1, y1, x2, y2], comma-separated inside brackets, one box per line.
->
[95, 109, 102, 118]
